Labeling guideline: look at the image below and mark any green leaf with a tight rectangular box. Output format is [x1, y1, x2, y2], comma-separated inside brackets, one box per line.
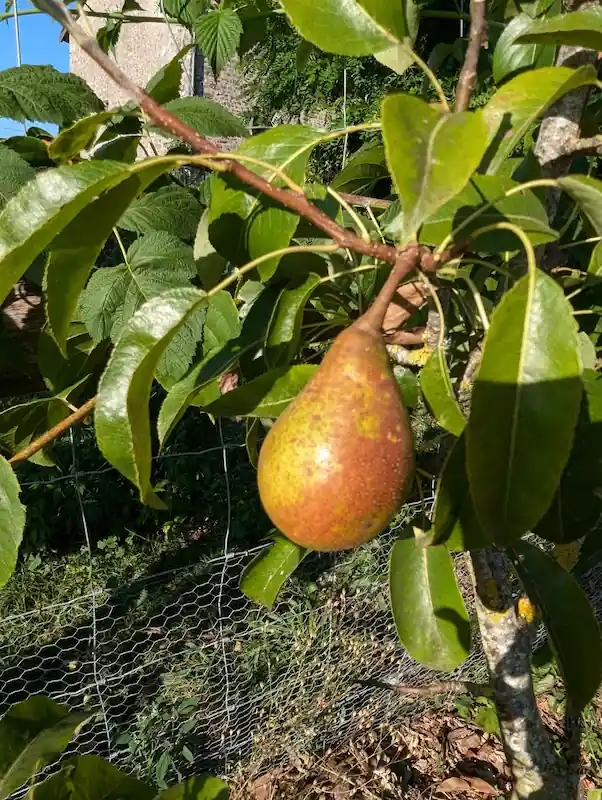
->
[0, 144, 35, 211]
[0, 455, 25, 589]
[146, 45, 193, 104]
[240, 533, 308, 609]
[558, 174, 602, 235]
[1, 136, 53, 168]
[395, 366, 419, 408]
[432, 435, 489, 551]
[421, 346, 466, 437]
[493, 12, 556, 84]
[517, 6, 602, 50]
[0, 160, 146, 306]
[118, 185, 202, 242]
[382, 95, 488, 240]
[330, 141, 388, 195]
[209, 126, 323, 280]
[265, 274, 321, 368]
[482, 65, 598, 173]
[389, 531, 471, 671]
[96, 288, 207, 506]
[35, 754, 155, 800]
[48, 112, 116, 163]
[205, 365, 317, 418]
[155, 97, 248, 139]
[195, 8, 243, 77]
[38, 324, 108, 395]
[158, 285, 279, 445]
[511, 540, 602, 713]
[535, 369, 602, 543]
[0, 697, 91, 800]
[157, 777, 228, 800]
[46, 162, 173, 354]
[0, 66, 102, 126]
[194, 210, 227, 289]
[279, 0, 407, 56]
[466, 271, 582, 545]
[419, 174, 557, 251]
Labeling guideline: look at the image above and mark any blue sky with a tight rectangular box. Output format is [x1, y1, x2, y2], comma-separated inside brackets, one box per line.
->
[0, 1, 68, 136]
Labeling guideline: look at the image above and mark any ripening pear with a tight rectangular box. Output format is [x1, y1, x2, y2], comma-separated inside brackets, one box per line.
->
[257, 254, 416, 552]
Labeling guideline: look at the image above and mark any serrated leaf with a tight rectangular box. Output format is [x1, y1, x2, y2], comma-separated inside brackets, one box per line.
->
[420, 174, 557, 250]
[157, 775, 229, 800]
[517, 6, 602, 50]
[493, 12, 556, 84]
[0, 455, 25, 589]
[279, 0, 407, 56]
[421, 347, 466, 436]
[265, 274, 321, 368]
[195, 8, 243, 77]
[205, 365, 317, 418]
[482, 65, 598, 173]
[118, 185, 202, 242]
[146, 45, 193, 104]
[389, 531, 471, 671]
[154, 96, 248, 139]
[0, 65, 102, 126]
[240, 533, 308, 609]
[0, 160, 147, 306]
[96, 287, 207, 506]
[466, 271, 583, 545]
[48, 112, 116, 163]
[535, 369, 602, 544]
[209, 126, 323, 280]
[330, 141, 388, 196]
[46, 162, 173, 354]
[382, 95, 488, 240]
[432, 435, 489, 552]
[0, 697, 91, 800]
[0, 144, 34, 211]
[511, 540, 602, 713]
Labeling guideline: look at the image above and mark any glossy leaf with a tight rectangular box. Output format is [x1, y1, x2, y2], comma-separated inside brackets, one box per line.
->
[0, 455, 25, 590]
[96, 288, 207, 507]
[48, 112, 115, 162]
[146, 45, 193, 104]
[559, 174, 602, 235]
[195, 8, 243, 77]
[389, 531, 471, 671]
[265, 274, 321, 368]
[35, 754, 154, 800]
[492, 12, 555, 84]
[482, 65, 597, 173]
[421, 347, 466, 437]
[158, 776, 229, 800]
[0, 65, 102, 126]
[209, 126, 322, 280]
[330, 141, 388, 195]
[382, 95, 488, 240]
[240, 533, 308, 609]
[432, 434, 489, 551]
[118, 185, 202, 242]
[1, 136, 53, 167]
[279, 0, 407, 56]
[156, 97, 248, 139]
[0, 697, 90, 800]
[205, 365, 317, 418]
[420, 174, 557, 251]
[535, 369, 602, 543]
[395, 367, 419, 409]
[511, 540, 602, 713]
[0, 160, 142, 306]
[517, 6, 602, 50]
[0, 144, 35, 211]
[467, 271, 582, 544]
[46, 162, 172, 354]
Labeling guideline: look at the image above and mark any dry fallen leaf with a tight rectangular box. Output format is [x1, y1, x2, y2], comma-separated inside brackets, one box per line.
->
[436, 776, 471, 793]
[464, 775, 500, 795]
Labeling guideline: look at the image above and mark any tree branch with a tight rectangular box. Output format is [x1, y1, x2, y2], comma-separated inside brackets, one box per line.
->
[8, 397, 96, 466]
[454, 0, 487, 113]
[337, 192, 393, 210]
[357, 677, 489, 697]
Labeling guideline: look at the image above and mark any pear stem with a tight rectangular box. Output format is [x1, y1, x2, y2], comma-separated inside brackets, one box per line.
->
[358, 245, 422, 333]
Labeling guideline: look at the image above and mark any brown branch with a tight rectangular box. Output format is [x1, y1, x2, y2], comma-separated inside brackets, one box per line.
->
[357, 677, 489, 697]
[454, 0, 487, 113]
[8, 397, 96, 465]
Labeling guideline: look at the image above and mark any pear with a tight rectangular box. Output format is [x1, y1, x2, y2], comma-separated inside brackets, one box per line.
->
[257, 250, 416, 552]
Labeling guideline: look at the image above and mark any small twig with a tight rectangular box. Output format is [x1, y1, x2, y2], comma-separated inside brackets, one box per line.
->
[8, 397, 96, 465]
[454, 0, 487, 113]
[357, 678, 489, 697]
[337, 192, 393, 210]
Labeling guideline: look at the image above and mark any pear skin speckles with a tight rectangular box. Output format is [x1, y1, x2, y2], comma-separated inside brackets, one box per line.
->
[257, 323, 414, 551]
